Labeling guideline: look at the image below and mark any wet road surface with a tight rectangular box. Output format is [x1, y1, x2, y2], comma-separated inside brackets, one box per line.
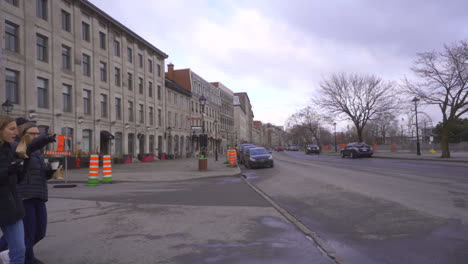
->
[242, 151, 468, 264]
[38, 176, 335, 264]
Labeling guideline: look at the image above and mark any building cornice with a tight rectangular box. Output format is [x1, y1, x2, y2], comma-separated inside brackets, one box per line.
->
[79, 0, 168, 59]
[165, 78, 192, 97]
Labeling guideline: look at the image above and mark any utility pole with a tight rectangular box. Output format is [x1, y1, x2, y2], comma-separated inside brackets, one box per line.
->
[412, 97, 421, 155]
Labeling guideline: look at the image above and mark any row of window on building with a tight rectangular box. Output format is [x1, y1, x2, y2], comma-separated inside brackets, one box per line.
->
[5, 0, 163, 74]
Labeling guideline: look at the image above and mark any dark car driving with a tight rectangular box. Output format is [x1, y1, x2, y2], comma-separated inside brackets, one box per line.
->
[341, 142, 373, 158]
[240, 144, 257, 164]
[245, 147, 274, 168]
[305, 144, 320, 154]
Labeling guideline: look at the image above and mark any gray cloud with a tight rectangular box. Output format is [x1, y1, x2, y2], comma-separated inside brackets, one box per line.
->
[89, 0, 468, 125]
[251, 0, 468, 56]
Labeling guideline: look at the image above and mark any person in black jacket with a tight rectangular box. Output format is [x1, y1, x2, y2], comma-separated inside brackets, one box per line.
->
[15, 120, 56, 264]
[0, 115, 25, 264]
[0, 117, 56, 264]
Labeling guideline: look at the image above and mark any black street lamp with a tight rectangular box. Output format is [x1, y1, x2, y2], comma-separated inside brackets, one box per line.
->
[412, 97, 421, 155]
[214, 120, 218, 161]
[199, 95, 207, 156]
[333, 122, 337, 152]
[2, 99, 14, 115]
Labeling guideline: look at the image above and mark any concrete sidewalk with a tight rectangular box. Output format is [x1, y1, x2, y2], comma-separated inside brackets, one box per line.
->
[51, 156, 240, 183]
[326, 150, 468, 163]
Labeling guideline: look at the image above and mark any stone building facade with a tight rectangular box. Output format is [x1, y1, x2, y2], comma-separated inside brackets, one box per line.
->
[164, 78, 192, 158]
[1, 0, 168, 157]
[210, 82, 234, 150]
[166, 64, 221, 155]
[233, 92, 254, 144]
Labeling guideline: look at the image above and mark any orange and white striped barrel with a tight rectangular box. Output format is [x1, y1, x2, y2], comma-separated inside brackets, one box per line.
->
[86, 154, 100, 186]
[227, 150, 237, 167]
[102, 155, 113, 183]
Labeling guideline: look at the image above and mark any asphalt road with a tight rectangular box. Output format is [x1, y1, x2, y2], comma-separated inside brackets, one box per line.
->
[243, 151, 468, 264]
[36, 176, 335, 264]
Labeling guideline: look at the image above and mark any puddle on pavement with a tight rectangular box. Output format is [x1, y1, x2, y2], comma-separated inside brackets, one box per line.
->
[241, 171, 260, 180]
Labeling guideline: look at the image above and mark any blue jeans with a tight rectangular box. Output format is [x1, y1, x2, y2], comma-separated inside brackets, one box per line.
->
[0, 199, 47, 264]
[0, 219, 25, 264]
[23, 198, 47, 264]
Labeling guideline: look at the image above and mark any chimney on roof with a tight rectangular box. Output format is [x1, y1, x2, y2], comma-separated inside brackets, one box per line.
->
[167, 63, 174, 80]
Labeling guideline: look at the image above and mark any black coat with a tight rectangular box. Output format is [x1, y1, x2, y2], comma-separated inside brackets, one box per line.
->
[17, 149, 52, 201]
[0, 142, 25, 226]
[14, 135, 54, 201]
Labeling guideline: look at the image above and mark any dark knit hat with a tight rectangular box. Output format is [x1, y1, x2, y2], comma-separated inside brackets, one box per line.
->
[15, 117, 37, 135]
[15, 117, 30, 127]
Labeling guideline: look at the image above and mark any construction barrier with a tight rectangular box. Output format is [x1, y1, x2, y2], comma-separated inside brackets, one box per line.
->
[44, 151, 72, 156]
[227, 149, 237, 167]
[86, 154, 100, 186]
[102, 155, 113, 183]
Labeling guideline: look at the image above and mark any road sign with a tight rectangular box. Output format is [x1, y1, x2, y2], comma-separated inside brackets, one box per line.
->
[191, 126, 202, 131]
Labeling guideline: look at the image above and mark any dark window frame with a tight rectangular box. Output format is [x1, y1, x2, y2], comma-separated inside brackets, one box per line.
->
[113, 40, 120, 57]
[115, 97, 122, 120]
[99, 32, 106, 50]
[62, 83, 72, 112]
[82, 53, 91, 76]
[36, 0, 48, 20]
[62, 45, 71, 69]
[61, 9, 71, 32]
[82, 22, 90, 42]
[5, 21, 19, 52]
[36, 34, 48, 62]
[83, 89, 91, 115]
[114, 67, 121, 87]
[100, 61, 107, 82]
[100, 94, 108, 118]
[5, 69, 19, 104]
[37, 77, 49, 108]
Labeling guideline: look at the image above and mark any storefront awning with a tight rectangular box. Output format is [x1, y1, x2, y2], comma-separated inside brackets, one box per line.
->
[100, 131, 115, 140]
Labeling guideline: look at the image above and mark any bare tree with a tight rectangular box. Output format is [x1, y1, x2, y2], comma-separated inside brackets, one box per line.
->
[286, 106, 328, 148]
[373, 112, 397, 144]
[403, 41, 468, 158]
[316, 73, 399, 142]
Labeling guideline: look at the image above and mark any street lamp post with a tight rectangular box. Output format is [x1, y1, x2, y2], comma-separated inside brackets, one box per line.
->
[214, 120, 218, 161]
[167, 126, 172, 156]
[2, 99, 14, 115]
[333, 122, 337, 152]
[412, 97, 421, 155]
[199, 95, 207, 157]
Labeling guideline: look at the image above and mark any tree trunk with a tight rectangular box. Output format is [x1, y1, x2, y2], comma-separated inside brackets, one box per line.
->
[357, 127, 364, 142]
[440, 124, 451, 158]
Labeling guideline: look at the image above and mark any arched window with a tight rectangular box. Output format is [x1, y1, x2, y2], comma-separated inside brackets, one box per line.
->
[114, 132, 122, 155]
[149, 135, 155, 154]
[128, 133, 135, 156]
[82, 129, 92, 153]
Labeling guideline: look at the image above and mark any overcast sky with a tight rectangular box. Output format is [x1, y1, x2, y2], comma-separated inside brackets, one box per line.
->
[91, 0, 468, 129]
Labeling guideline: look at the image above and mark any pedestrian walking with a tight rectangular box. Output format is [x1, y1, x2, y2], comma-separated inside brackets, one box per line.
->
[0, 117, 56, 264]
[0, 115, 26, 264]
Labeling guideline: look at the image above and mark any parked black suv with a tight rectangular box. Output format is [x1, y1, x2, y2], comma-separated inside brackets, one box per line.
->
[305, 144, 320, 154]
[341, 142, 373, 158]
